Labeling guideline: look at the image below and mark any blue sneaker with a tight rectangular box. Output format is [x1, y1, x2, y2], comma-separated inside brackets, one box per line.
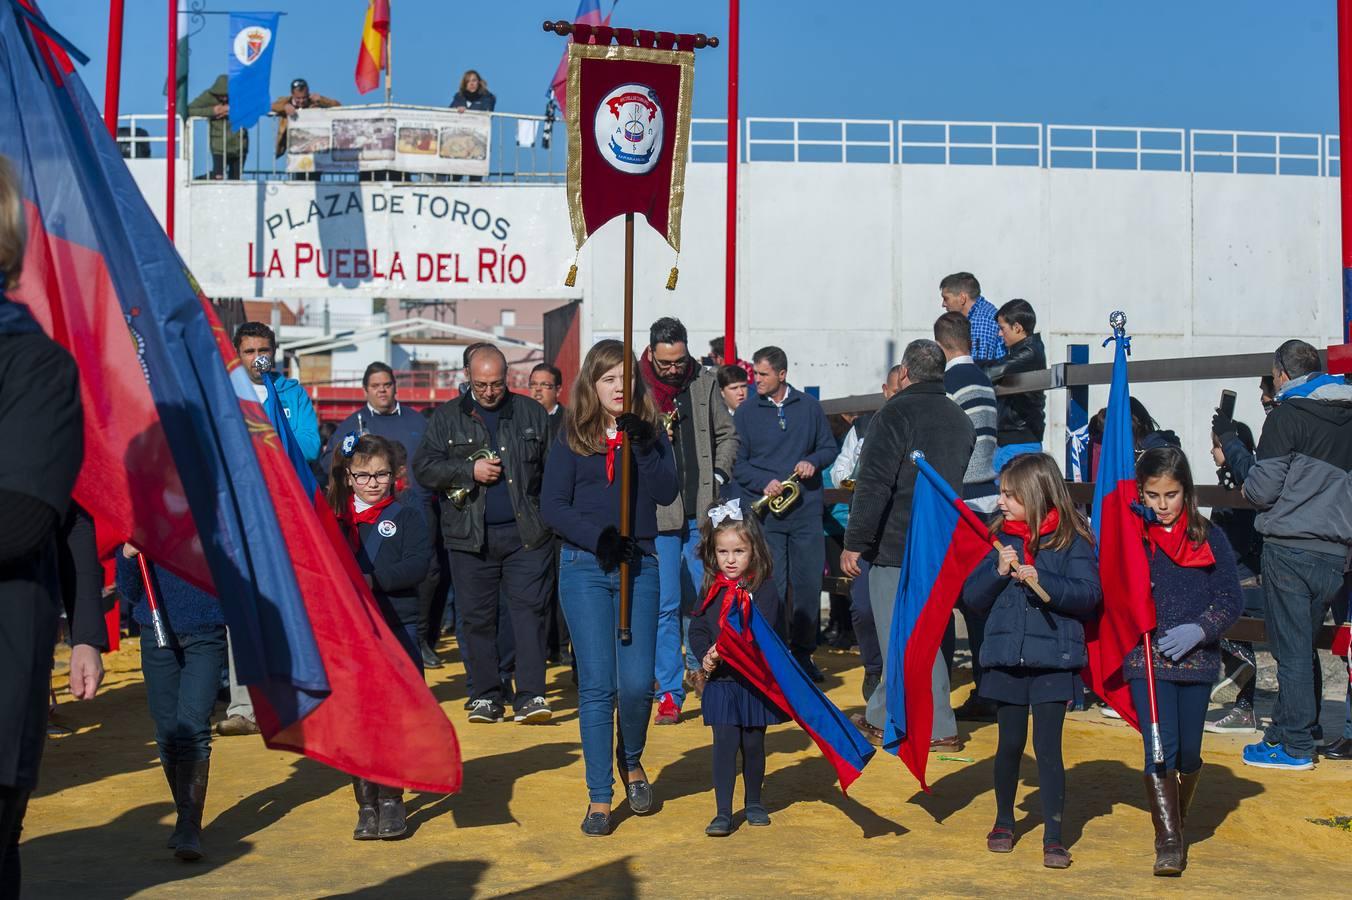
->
[1242, 740, 1314, 770]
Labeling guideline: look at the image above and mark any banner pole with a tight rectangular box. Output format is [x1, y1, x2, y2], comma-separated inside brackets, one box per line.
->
[104, 0, 125, 138]
[165, 0, 177, 240]
[618, 211, 635, 643]
[384, 4, 392, 106]
[1141, 633, 1165, 765]
[724, 0, 739, 363]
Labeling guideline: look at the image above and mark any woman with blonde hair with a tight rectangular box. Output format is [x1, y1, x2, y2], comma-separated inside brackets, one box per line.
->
[541, 339, 678, 836]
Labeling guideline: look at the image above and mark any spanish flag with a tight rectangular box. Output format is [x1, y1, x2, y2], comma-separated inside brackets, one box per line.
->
[354, 0, 389, 95]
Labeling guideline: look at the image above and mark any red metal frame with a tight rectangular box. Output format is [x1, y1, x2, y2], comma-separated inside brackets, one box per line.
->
[724, 0, 739, 364]
[165, 0, 177, 240]
[103, 0, 124, 137]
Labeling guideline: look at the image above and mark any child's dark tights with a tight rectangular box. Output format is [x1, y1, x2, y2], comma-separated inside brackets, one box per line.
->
[712, 725, 766, 816]
[993, 701, 1066, 846]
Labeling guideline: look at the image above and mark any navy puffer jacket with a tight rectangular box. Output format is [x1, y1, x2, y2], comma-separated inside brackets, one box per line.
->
[963, 531, 1101, 670]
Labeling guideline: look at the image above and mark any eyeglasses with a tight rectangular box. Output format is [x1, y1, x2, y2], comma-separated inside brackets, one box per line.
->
[777, 405, 786, 432]
[472, 380, 506, 392]
[651, 356, 686, 373]
[350, 471, 392, 485]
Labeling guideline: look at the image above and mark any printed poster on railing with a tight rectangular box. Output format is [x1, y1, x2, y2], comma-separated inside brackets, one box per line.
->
[285, 106, 491, 177]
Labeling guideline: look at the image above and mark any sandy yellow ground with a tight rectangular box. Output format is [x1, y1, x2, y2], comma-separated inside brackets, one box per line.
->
[22, 637, 1352, 899]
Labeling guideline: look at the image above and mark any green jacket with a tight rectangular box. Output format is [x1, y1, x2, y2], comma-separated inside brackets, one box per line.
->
[188, 75, 249, 158]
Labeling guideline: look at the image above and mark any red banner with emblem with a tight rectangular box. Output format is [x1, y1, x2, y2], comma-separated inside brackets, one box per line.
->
[564, 27, 695, 281]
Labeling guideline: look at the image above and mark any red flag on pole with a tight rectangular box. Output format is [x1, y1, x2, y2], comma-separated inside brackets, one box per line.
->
[355, 0, 390, 95]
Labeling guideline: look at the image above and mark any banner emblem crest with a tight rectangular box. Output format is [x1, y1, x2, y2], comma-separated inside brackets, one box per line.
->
[594, 84, 663, 174]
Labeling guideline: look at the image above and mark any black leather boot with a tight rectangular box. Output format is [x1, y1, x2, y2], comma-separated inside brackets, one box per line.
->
[161, 759, 182, 850]
[352, 779, 379, 840]
[173, 758, 210, 861]
[1144, 771, 1184, 876]
[376, 785, 407, 839]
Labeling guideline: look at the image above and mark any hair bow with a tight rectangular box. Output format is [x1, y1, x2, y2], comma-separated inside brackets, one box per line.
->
[707, 498, 743, 526]
[340, 432, 358, 458]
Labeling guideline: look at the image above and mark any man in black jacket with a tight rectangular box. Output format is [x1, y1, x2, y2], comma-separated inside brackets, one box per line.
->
[983, 298, 1046, 474]
[840, 340, 974, 749]
[413, 345, 554, 725]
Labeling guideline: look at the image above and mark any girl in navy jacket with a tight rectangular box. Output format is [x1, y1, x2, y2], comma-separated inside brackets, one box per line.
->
[1133, 446, 1241, 877]
[328, 432, 432, 842]
[963, 453, 1101, 869]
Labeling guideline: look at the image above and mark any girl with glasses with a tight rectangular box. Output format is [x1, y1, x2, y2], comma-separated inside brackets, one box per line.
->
[327, 432, 433, 842]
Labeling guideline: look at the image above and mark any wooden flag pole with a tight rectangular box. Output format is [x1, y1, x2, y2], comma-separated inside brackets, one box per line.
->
[618, 211, 636, 642]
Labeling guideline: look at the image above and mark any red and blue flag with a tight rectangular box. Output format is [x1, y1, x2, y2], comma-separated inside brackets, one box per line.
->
[712, 583, 875, 793]
[1082, 321, 1154, 729]
[548, 0, 613, 114]
[3, 0, 461, 792]
[882, 452, 994, 790]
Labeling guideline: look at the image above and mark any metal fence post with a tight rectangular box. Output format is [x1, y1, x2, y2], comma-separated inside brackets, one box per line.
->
[1065, 343, 1089, 479]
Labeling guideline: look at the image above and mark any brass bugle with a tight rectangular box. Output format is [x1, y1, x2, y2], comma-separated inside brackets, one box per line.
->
[447, 448, 500, 508]
[751, 472, 802, 518]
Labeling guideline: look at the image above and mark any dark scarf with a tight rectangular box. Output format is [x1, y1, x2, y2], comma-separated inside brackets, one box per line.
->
[0, 292, 42, 336]
[638, 347, 697, 414]
[1001, 509, 1060, 564]
[1146, 510, 1215, 568]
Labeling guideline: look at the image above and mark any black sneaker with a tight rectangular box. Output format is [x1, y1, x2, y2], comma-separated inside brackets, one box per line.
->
[420, 642, 444, 670]
[795, 653, 825, 683]
[467, 699, 505, 723]
[861, 672, 881, 703]
[514, 696, 552, 724]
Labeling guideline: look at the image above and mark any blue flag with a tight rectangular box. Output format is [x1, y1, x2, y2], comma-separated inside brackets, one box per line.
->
[228, 12, 279, 130]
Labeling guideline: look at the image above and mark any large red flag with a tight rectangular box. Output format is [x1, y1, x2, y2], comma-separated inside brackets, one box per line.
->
[354, 0, 389, 95]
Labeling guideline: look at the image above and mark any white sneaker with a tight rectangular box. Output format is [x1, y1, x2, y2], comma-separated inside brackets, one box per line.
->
[1099, 704, 1122, 720]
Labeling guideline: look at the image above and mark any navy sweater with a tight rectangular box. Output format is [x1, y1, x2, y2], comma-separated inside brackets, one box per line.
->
[1124, 527, 1243, 684]
[963, 532, 1102, 671]
[732, 386, 837, 527]
[540, 429, 679, 554]
[353, 500, 432, 625]
[116, 553, 225, 637]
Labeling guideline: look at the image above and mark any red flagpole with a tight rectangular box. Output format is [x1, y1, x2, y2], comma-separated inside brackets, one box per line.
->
[723, 0, 739, 364]
[1339, 0, 1352, 342]
[103, 0, 125, 138]
[165, 0, 177, 241]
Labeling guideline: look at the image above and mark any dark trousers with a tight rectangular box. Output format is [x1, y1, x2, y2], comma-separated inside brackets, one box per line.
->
[850, 558, 882, 676]
[1261, 542, 1346, 758]
[142, 627, 227, 765]
[993, 701, 1066, 845]
[1129, 678, 1209, 774]
[546, 539, 569, 657]
[387, 615, 423, 675]
[0, 786, 30, 899]
[765, 516, 825, 655]
[449, 524, 551, 706]
[958, 604, 988, 692]
[209, 152, 242, 180]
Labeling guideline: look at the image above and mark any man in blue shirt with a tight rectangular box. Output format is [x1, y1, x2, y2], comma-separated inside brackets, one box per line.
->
[940, 272, 1006, 365]
[733, 346, 838, 681]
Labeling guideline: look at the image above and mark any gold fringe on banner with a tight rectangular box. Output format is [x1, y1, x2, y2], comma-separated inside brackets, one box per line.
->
[565, 264, 578, 288]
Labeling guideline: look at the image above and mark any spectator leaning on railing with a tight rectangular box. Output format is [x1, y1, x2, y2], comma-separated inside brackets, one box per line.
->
[983, 298, 1046, 473]
[188, 74, 248, 180]
[1225, 339, 1352, 771]
[272, 78, 340, 158]
[939, 272, 1006, 364]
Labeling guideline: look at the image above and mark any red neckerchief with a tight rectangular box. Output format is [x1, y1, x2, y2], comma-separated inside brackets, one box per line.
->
[1146, 510, 1216, 568]
[639, 347, 697, 414]
[1001, 509, 1060, 564]
[697, 573, 755, 634]
[341, 494, 394, 553]
[603, 431, 625, 484]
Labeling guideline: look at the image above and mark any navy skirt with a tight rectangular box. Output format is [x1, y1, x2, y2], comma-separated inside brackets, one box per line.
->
[979, 665, 1075, 706]
[701, 678, 788, 728]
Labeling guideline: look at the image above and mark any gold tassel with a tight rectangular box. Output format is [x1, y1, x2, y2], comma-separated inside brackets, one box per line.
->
[565, 264, 577, 288]
[665, 266, 679, 291]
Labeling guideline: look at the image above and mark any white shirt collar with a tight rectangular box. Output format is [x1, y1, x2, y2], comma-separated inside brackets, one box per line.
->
[367, 402, 400, 417]
[945, 355, 975, 371]
[547, 404, 560, 415]
[353, 496, 373, 513]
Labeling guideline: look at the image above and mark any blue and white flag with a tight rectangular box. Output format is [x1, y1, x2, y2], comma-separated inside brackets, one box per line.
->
[227, 12, 279, 130]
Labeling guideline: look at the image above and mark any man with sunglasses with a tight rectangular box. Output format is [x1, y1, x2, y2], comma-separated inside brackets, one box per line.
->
[271, 77, 341, 159]
[732, 346, 838, 681]
[414, 344, 554, 726]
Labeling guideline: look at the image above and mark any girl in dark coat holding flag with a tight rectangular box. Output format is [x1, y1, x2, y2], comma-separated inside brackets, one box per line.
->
[963, 453, 1101, 870]
[1131, 446, 1241, 877]
[328, 432, 432, 841]
[688, 499, 788, 837]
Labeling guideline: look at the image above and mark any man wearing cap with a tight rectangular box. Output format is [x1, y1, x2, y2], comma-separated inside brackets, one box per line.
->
[272, 78, 341, 159]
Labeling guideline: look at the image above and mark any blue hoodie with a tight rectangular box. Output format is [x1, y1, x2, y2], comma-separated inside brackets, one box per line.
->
[268, 373, 320, 461]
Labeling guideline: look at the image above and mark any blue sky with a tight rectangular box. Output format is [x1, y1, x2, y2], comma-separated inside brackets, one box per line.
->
[50, 0, 1341, 133]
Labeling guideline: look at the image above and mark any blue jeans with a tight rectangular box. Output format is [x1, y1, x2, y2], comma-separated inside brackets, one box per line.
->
[655, 520, 704, 707]
[141, 627, 228, 764]
[559, 547, 660, 804]
[993, 442, 1042, 474]
[1260, 542, 1346, 758]
[1129, 678, 1210, 774]
[850, 558, 882, 676]
[764, 515, 826, 654]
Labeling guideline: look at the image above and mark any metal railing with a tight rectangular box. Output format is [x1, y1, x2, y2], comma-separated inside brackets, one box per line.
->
[745, 117, 895, 163]
[1190, 130, 1323, 176]
[1047, 125, 1186, 171]
[1326, 134, 1341, 177]
[898, 120, 1042, 167]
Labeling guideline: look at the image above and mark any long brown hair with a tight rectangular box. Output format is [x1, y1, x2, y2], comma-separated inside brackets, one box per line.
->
[1136, 446, 1210, 546]
[989, 453, 1094, 554]
[698, 506, 773, 596]
[564, 339, 660, 455]
[327, 433, 398, 517]
[459, 69, 487, 94]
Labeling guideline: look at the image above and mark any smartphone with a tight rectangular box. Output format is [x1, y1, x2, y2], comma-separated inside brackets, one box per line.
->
[1218, 389, 1236, 420]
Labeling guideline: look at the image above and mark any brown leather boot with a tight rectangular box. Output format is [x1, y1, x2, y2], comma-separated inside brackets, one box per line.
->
[173, 758, 210, 861]
[1144, 771, 1184, 876]
[352, 778, 379, 840]
[1177, 768, 1201, 823]
[161, 759, 182, 850]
